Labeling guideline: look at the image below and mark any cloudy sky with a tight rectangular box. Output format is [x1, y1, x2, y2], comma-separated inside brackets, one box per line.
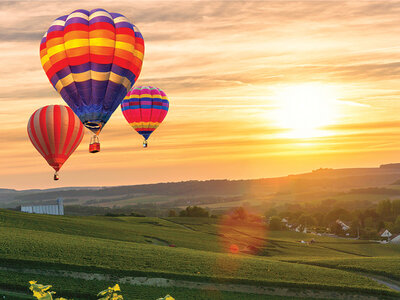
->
[1, 0, 400, 189]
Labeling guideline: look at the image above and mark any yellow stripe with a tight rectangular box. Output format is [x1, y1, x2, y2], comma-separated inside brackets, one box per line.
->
[92, 71, 111, 81]
[134, 50, 144, 60]
[54, 71, 131, 92]
[126, 93, 167, 100]
[41, 54, 50, 67]
[127, 93, 153, 99]
[129, 122, 160, 129]
[115, 41, 134, 53]
[90, 38, 115, 47]
[109, 73, 131, 90]
[65, 38, 89, 50]
[47, 44, 65, 57]
[55, 74, 73, 92]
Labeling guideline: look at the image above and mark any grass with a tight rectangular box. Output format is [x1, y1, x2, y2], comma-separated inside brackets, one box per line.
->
[0, 210, 399, 298]
[0, 270, 330, 300]
[294, 257, 400, 281]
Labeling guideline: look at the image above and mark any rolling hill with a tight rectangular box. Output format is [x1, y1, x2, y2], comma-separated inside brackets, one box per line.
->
[3, 164, 400, 215]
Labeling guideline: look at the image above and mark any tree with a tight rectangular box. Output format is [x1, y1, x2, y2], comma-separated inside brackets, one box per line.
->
[168, 210, 176, 217]
[377, 199, 392, 220]
[179, 206, 209, 217]
[269, 216, 282, 230]
[297, 214, 317, 227]
[392, 199, 400, 217]
[393, 215, 400, 233]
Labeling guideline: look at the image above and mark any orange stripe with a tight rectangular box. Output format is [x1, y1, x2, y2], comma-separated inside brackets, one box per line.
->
[89, 29, 115, 39]
[90, 46, 115, 56]
[116, 34, 135, 44]
[65, 46, 90, 57]
[114, 48, 134, 61]
[64, 31, 88, 40]
[46, 37, 64, 48]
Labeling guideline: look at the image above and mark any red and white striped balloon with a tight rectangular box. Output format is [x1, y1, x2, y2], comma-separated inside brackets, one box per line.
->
[27, 105, 84, 179]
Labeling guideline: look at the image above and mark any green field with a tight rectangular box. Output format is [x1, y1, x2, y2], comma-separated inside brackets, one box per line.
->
[0, 210, 399, 299]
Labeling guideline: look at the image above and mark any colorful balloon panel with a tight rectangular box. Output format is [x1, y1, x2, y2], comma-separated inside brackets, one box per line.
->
[121, 86, 169, 140]
[27, 105, 84, 172]
[40, 9, 145, 134]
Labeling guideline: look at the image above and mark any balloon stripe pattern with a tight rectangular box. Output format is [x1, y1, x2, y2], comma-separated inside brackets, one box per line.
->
[121, 86, 169, 140]
[27, 105, 84, 172]
[40, 9, 144, 133]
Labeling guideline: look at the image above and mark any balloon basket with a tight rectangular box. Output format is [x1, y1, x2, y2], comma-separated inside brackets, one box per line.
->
[89, 135, 100, 153]
[143, 140, 148, 148]
[54, 172, 59, 181]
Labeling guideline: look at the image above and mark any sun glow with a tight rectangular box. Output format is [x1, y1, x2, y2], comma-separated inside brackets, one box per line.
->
[272, 83, 339, 139]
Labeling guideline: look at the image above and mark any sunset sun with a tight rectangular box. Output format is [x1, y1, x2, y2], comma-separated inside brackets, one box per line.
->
[273, 83, 339, 139]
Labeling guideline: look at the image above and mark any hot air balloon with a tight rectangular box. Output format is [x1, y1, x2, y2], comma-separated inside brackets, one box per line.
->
[40, 8, 144, 153]
[27, 105, 84, 180]
[121, 86, 169, 147]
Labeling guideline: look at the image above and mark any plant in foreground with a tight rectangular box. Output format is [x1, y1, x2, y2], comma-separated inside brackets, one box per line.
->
[29, 281, 174, 300]
[29, 281, 68, 300]
[97, 284, 123, 300]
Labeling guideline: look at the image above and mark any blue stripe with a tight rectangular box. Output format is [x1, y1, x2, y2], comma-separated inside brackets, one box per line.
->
[121, 105, 168, 111]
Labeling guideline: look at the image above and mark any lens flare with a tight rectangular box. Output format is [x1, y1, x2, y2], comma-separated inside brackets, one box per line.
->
[218, 207, 267, 255]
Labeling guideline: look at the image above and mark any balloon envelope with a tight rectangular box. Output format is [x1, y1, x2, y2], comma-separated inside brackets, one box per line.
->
[121, 86, 169, 142]
[40, 9, 145, 134]
[27, 105, 84, 172]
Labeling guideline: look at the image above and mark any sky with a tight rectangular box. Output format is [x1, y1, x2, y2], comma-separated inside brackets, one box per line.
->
[1, 0, 400, 189]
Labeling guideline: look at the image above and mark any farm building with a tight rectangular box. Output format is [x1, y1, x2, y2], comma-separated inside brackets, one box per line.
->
[336, 219, 350, 231]
[21, 198, 64, 216]
[390, 234, 400, 244]
[379, 229, 392, 239]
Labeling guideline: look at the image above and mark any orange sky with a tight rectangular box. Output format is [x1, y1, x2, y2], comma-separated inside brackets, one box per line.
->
[1, 0, 400, 189]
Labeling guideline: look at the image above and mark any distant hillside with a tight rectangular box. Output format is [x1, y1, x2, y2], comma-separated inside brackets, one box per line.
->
[3, 164, 400, 211]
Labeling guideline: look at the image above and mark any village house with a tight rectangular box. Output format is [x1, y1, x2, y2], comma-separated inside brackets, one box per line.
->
[379, 229, 392, 241]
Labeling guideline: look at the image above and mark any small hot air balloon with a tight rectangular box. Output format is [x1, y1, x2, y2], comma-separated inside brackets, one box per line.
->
[121, 86, 169, 147]
[27, 105, 84, 180]
[40, 8, 144, 153]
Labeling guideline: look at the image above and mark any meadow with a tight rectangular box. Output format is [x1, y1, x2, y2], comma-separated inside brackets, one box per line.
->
[0, 210, 399, 299]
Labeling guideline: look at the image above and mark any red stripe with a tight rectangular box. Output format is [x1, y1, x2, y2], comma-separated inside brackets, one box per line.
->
[66, 121, 84, 158]
[135, 128, 156, 132]
[28, 109, 47, 157]
[53, 105, 61, 155]
[39, 106, 51, 159]
[89, 22, 115, 32]
[116, 27, 134, 35]
[46, 60, 69, 82]
[62, 108, 75, 155]
[66, 54, 90, 66]
[64, 23, 89, 33]
[112, 56, 132, 70]
[40, 42, 47, 51]
[46, 30, 65, 41]
[90, 54, 114, 64]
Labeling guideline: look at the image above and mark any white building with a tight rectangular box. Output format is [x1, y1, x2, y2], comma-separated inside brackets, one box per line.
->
[380, 229, 392, 239]
[336, 219, 350, 231]
[390, 234, 400, 244]
[21, 198, 64, 215]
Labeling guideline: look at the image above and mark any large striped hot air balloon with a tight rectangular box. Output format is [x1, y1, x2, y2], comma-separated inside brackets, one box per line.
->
[27, 105, 85, 180]
[121, 86, 169, 147]
[40, 8, 145, 153]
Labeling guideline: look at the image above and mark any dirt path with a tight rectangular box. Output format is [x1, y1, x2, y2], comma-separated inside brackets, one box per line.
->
[0, 266, 386, 300]
[363, 274, 400, 292]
